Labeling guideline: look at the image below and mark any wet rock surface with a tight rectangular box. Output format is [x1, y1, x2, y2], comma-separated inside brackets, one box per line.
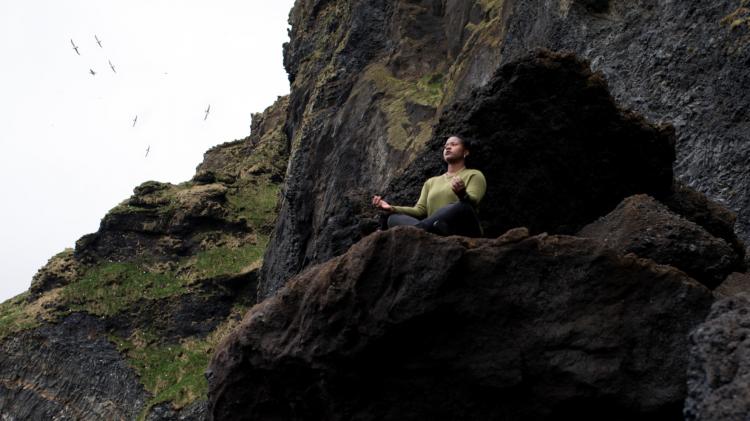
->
[210, 227, 713, 420]
[578, 194, 742, 288]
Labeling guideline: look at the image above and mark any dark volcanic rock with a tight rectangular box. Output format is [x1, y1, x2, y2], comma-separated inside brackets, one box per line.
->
[0, 313, 148, 419]
[209, 227, 713, 420]
[578, 194, 741, 288]
[29, 249, 82, 297]
[713, 272, 750, 299]
[387, 50, 675, 238]
[262, 47, 677, 297]
[686, 293, 750, 420]
[261, 0, 482, 297]
[661, 180, 746, 261]
[496, 0, 750, 248]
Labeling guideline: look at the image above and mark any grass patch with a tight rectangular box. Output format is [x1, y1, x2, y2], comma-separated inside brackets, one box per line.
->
[111, 334, 210, 420]
[63, 263, 185, 317]
[0, 293, 39, 340]
[227, 181, 280, 231]
[181, 235, 268, 281]
[112, 303, 250, 419]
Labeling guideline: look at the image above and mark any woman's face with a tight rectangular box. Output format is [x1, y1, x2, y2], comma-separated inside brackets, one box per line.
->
[443, 136, 467, 163]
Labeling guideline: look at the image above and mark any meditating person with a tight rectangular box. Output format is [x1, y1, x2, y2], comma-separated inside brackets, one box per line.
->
[372, 135, 486, 237]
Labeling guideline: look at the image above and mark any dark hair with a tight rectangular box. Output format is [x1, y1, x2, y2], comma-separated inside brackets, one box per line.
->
[447, 134, 480, 158]
[446, 134, 473, 152]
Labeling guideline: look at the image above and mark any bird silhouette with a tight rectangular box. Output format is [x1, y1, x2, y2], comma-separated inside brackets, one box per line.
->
[204, 104, 211, 120]
[70, 39, 80, 55]
[109, 60, 116, 73]
[145, 145, 150, 157]
[95, 35, 103, 48]
[89, 68, 96, 76]
[132, 115, 138, 127]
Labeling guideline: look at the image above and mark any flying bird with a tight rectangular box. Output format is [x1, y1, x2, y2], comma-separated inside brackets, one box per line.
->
[204, 104, 211, 121]
[70, 39, 80, 55]
[132, 115, 138, 127]
[109, 60, 116, 73]
[145, 145, 150, 157]
[95, 35, 102, 48]
[89, 68, 96, 76]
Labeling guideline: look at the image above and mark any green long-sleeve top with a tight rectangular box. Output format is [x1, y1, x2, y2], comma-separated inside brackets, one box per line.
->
[391, 168, 486, 219]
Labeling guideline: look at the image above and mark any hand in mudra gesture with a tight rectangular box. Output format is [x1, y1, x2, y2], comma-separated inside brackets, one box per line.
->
[450, 176, 466, 197]
[371, 195, 393, 212]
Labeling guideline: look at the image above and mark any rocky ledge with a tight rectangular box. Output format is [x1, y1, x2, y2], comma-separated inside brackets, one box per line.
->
[208, 227, 713, 420]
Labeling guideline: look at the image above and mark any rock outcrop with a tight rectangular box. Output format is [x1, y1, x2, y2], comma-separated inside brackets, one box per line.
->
[578, 194, 742, 288]
[495, 0, 750, 245]
[263, 0, 750, 300]
[209, 227, 713, 420]
[0, 97, 289, 419]
[0, 313, 147, 420]
[5, 1, 750, 419]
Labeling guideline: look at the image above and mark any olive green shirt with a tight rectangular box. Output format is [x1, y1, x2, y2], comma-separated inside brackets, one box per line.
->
[391, 168, 486, 218]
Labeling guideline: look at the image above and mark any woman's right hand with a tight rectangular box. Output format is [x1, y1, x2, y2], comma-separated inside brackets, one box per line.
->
[371, 195, 393, 212]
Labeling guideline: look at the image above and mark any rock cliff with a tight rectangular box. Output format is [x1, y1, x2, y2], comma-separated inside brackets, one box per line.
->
[263, 0, 750, 297]
[3, 0, 750, 419]
[0, 97, 289, 419]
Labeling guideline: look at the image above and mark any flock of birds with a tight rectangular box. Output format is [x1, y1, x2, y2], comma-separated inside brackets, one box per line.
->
[70, 35, 212, 158]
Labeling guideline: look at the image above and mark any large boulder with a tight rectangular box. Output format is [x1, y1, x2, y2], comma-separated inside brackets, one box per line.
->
[209, 227, 713, 420]
[578, 194, 742, 288]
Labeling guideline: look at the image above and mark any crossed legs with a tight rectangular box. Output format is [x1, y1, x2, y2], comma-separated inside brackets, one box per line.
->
[386, 201, 481, 237]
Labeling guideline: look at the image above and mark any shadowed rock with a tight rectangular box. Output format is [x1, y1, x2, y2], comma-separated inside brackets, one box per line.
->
[209, 227, 712, 420]
[578, 194, 741, 288]
[686, 293, 750, 420]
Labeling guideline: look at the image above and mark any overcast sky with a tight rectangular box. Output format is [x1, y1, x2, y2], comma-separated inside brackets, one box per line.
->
[0, 1, 296, 302]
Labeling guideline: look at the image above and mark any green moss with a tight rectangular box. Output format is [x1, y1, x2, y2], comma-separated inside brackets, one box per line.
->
[721, 1, 750, 29]
[183, 235, 268, 280]
[361, 63, 445, 151]
[111, 334, 210, 420]
[227, 180, 280, 231]
[62, 263, 185, 317]
[111, 302, 250, 419]
[0, 293, 39, 340]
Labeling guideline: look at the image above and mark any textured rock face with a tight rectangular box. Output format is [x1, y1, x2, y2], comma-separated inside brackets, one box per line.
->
[210, 227, 713, 420]
[262, 0, 500, 297]
[496, 0, 750, 244]
[264, 0, 750, 298]
[686, 293, 750, 420]
[578, 194, 742, 288]
[714, 272, 750, 299]
[263, 42, 677, 296]
[0, 313, 147, 420]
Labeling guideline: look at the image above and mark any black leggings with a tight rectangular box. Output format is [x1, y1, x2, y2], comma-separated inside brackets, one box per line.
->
[387, 201, 482, 237]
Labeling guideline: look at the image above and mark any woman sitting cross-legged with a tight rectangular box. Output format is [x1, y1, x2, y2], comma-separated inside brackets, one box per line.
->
[372, 135, 486, 237]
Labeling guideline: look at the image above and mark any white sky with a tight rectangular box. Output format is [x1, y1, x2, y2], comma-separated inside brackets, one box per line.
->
[0, 1, 296, 302]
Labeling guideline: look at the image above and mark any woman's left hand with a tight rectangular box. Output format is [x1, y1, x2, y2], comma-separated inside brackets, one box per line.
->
[450, 176, 466, 197]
